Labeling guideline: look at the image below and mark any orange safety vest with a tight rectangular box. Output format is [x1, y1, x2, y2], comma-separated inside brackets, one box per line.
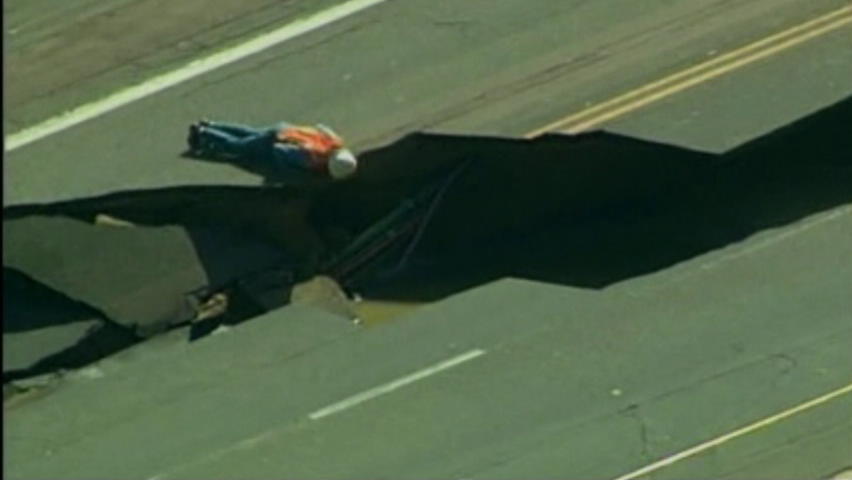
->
[276, 126, 343, 172]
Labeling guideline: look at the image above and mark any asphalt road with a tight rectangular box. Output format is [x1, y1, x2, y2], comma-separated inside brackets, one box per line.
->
[6, 207, 851, 479]
[4, 0, 852, 478]
[5, 0, 851, 204]
[3, 0, 348, 133]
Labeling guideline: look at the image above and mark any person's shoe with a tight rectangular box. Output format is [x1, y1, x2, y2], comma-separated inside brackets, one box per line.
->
[199, 118, 212, 127]
[187, 124, 202, 153]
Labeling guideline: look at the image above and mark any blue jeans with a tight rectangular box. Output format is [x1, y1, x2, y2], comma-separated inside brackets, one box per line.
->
[199, 122, 280, 158]
[198, 121, 312, 180]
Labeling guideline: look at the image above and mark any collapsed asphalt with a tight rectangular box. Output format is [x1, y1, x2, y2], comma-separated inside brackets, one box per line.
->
[4, 95, 850, 382]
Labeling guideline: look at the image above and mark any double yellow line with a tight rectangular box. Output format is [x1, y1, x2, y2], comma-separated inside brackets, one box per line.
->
[526, 5, 852, 138]
[523, 10, 852, 472]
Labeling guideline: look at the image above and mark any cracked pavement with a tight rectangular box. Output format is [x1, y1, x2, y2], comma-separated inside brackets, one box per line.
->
[4, 0, 852, 478]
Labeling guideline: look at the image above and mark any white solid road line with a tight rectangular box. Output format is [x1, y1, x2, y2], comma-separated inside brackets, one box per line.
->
[309, 349, 486, 420]
[5, 0, 391, 152]
[145, 349, 486, 480]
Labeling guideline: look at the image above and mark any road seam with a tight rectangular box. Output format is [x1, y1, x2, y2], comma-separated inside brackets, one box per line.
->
[308, 348, 486, 420]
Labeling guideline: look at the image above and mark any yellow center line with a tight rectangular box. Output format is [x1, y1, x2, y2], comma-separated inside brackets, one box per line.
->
[525, 5, 852, 138]
[611, 381, 852, 480]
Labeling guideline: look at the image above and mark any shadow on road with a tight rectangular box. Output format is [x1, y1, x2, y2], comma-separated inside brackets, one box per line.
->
[2, 217, 293, 381]
[3, 268, 138, 383]
[320, 95, 852, 301]
[3, 96, 850, 379]
[181, 148, 328, 188]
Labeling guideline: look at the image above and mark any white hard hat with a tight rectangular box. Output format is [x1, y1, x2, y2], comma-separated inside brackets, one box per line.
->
[328, 148, 358, 179]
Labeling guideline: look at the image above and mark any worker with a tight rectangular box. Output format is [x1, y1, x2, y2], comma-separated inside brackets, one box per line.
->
[187, 119, 358, 180]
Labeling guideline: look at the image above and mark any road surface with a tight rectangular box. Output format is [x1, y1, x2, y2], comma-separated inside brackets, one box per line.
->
[4, 0, 851, 478]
